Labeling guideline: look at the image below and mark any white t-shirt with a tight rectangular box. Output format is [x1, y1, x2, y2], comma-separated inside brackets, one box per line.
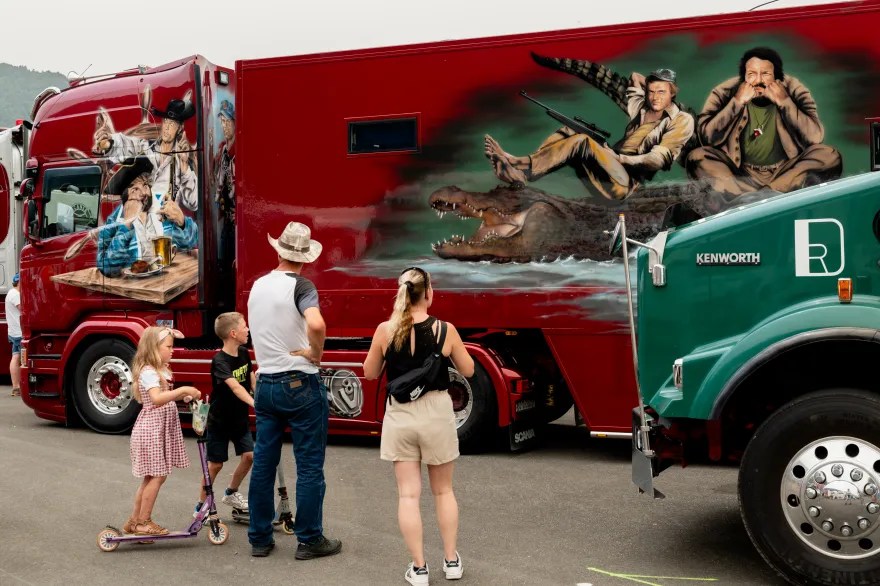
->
[247, 271, 320, 375]
[5, 287, 21, 338]
[139, 366, 161, 392]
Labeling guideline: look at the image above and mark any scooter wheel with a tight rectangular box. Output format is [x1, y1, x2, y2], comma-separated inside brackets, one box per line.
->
[282, 518, 294, 535]
[97, 526, 121, 552]
[208, 521, 229, 545]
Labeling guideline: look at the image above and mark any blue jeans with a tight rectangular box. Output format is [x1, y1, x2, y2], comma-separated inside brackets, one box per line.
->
[248, 371, 328, 546]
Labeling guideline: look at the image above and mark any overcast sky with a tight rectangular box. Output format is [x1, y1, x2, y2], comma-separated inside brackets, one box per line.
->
[6, 0, 854, 75]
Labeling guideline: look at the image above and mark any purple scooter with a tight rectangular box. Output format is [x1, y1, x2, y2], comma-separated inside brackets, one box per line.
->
[97, 436, 229, 551]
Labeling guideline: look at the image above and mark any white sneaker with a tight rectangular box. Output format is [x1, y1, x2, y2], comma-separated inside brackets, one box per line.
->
[443, 552, 463, 580]
[222, 491, 248, 510]
[404, 563, 429, 585]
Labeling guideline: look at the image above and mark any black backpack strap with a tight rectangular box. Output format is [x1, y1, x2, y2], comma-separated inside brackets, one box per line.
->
[435, 321, 448, 353]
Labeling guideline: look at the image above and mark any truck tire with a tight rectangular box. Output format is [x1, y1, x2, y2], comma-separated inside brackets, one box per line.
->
[739, 388, 880, 586]
[449, 362, 496, 453]
[72, 339, 139, 433]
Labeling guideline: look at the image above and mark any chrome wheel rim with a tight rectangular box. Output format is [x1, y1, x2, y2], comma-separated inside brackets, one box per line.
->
[781, 436, 880, 560]
[87, 356, 134, 416]
[447, 368, 472, 429]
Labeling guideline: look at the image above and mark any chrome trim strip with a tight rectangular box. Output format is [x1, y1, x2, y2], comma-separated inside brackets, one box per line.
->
[170, 358, 213, 365]
[590, 431, 632, 439]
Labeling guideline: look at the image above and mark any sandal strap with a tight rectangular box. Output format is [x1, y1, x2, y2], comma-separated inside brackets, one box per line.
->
[135, 520, 168, 535]
[146, 520, 169, 534]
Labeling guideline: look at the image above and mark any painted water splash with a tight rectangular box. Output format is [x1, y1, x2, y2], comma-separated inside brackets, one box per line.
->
[331, 255, 637, 324]
[332, 255, 631, 289]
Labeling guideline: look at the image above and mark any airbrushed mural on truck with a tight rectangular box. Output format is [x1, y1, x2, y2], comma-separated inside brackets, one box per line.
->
[51, 33, 869, 319]
[48, 84, 237, 306]
[350, 33, 873, 323]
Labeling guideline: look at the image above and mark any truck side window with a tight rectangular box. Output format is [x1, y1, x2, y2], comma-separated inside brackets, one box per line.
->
[41, 166, 102, 239]
[349, 118, 418, 154]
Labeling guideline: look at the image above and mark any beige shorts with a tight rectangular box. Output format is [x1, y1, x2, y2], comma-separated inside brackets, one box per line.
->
[380, 390, 459, 465]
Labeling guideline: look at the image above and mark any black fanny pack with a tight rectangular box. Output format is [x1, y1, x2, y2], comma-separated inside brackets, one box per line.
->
[386, 321, 448, 404]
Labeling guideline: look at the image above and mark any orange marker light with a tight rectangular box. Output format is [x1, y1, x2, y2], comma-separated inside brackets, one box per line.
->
[838, 278, 853, 303]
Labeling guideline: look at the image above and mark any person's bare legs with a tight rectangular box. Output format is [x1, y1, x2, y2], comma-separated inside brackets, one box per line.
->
[200, 462, 224, 503]
[10, 352, 20, 395]
[484, 135, 528, 184]
[136, 475, 167, 524]
[394, 461, 425, 567]
[131, 477, 149, 522]
[427, 461, 458, 561]
[229, 452, 254, 493]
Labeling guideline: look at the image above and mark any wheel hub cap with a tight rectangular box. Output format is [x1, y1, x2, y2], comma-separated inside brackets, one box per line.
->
[87, 356, 134, 415]
[782, 436, 880, 559]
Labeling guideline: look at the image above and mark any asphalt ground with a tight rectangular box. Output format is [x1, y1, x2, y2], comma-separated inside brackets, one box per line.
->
[0, 390, 786, 586]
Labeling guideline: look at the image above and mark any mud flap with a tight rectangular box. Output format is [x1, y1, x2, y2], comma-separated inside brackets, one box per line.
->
[632, 408, 665, 499]
[508, 397, 540, 451]
[508, 418, 539, 451]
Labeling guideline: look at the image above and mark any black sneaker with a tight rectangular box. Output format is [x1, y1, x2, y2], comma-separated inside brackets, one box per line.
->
[295, 535, 342, 560]
[251, 542, 275, 557]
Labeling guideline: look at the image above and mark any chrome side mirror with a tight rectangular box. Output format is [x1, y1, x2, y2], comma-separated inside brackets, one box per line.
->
[603, 222, 666, 287]
[607, 219, 623, 255]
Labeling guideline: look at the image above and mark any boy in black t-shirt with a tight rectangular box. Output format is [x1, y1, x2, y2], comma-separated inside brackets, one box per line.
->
[195, 312, 256, 515]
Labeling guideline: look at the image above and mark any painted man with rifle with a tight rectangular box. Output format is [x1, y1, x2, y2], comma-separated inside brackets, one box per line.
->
[485, 55, 694, 201]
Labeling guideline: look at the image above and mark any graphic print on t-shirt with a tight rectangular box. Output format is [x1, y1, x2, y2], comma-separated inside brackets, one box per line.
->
[231, 363, 248, 384]
[208, 346, 252, 432]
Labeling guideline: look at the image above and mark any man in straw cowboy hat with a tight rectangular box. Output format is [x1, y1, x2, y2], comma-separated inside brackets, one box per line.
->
[246, 222, 342, 560]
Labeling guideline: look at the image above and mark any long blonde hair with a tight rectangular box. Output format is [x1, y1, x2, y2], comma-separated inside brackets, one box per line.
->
[131, 326, 170, 403]
[388, 267, 430, 351]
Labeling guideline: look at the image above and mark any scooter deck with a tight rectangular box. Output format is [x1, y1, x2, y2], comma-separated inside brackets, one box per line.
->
[108, 530, 199, 543]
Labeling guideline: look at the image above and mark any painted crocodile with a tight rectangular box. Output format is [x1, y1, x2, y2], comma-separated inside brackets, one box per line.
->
[429, 182, 734, 263]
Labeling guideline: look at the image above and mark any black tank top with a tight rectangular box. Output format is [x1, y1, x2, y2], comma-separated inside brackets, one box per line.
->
[384, 316, 451, 392]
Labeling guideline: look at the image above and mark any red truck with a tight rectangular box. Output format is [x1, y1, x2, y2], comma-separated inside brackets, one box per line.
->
[19, 1, 875, 455]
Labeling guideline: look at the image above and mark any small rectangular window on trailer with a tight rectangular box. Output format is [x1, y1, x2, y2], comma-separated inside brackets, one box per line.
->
[872, 122, 880, 172]
[348, 118, 418, 154]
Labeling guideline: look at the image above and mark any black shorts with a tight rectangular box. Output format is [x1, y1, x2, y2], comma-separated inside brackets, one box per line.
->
[206, 425, 255, 463]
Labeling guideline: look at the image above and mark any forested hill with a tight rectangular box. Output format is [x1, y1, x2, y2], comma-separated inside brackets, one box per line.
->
[0, 64, 67, 127]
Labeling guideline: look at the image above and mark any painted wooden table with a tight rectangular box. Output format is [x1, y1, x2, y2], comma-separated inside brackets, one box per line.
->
[51, 252, 198, 304]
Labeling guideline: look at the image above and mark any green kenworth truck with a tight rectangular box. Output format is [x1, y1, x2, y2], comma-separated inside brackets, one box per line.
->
[626, 129, 880, 585]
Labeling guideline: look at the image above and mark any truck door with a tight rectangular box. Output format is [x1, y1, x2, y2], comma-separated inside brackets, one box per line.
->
[34, 164, 104, 305]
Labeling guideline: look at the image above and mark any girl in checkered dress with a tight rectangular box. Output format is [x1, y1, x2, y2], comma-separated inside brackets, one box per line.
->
[122, 326, 202, 537]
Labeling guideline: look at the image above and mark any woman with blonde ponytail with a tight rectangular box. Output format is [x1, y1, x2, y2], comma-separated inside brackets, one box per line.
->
[365, 267, 475, 584]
